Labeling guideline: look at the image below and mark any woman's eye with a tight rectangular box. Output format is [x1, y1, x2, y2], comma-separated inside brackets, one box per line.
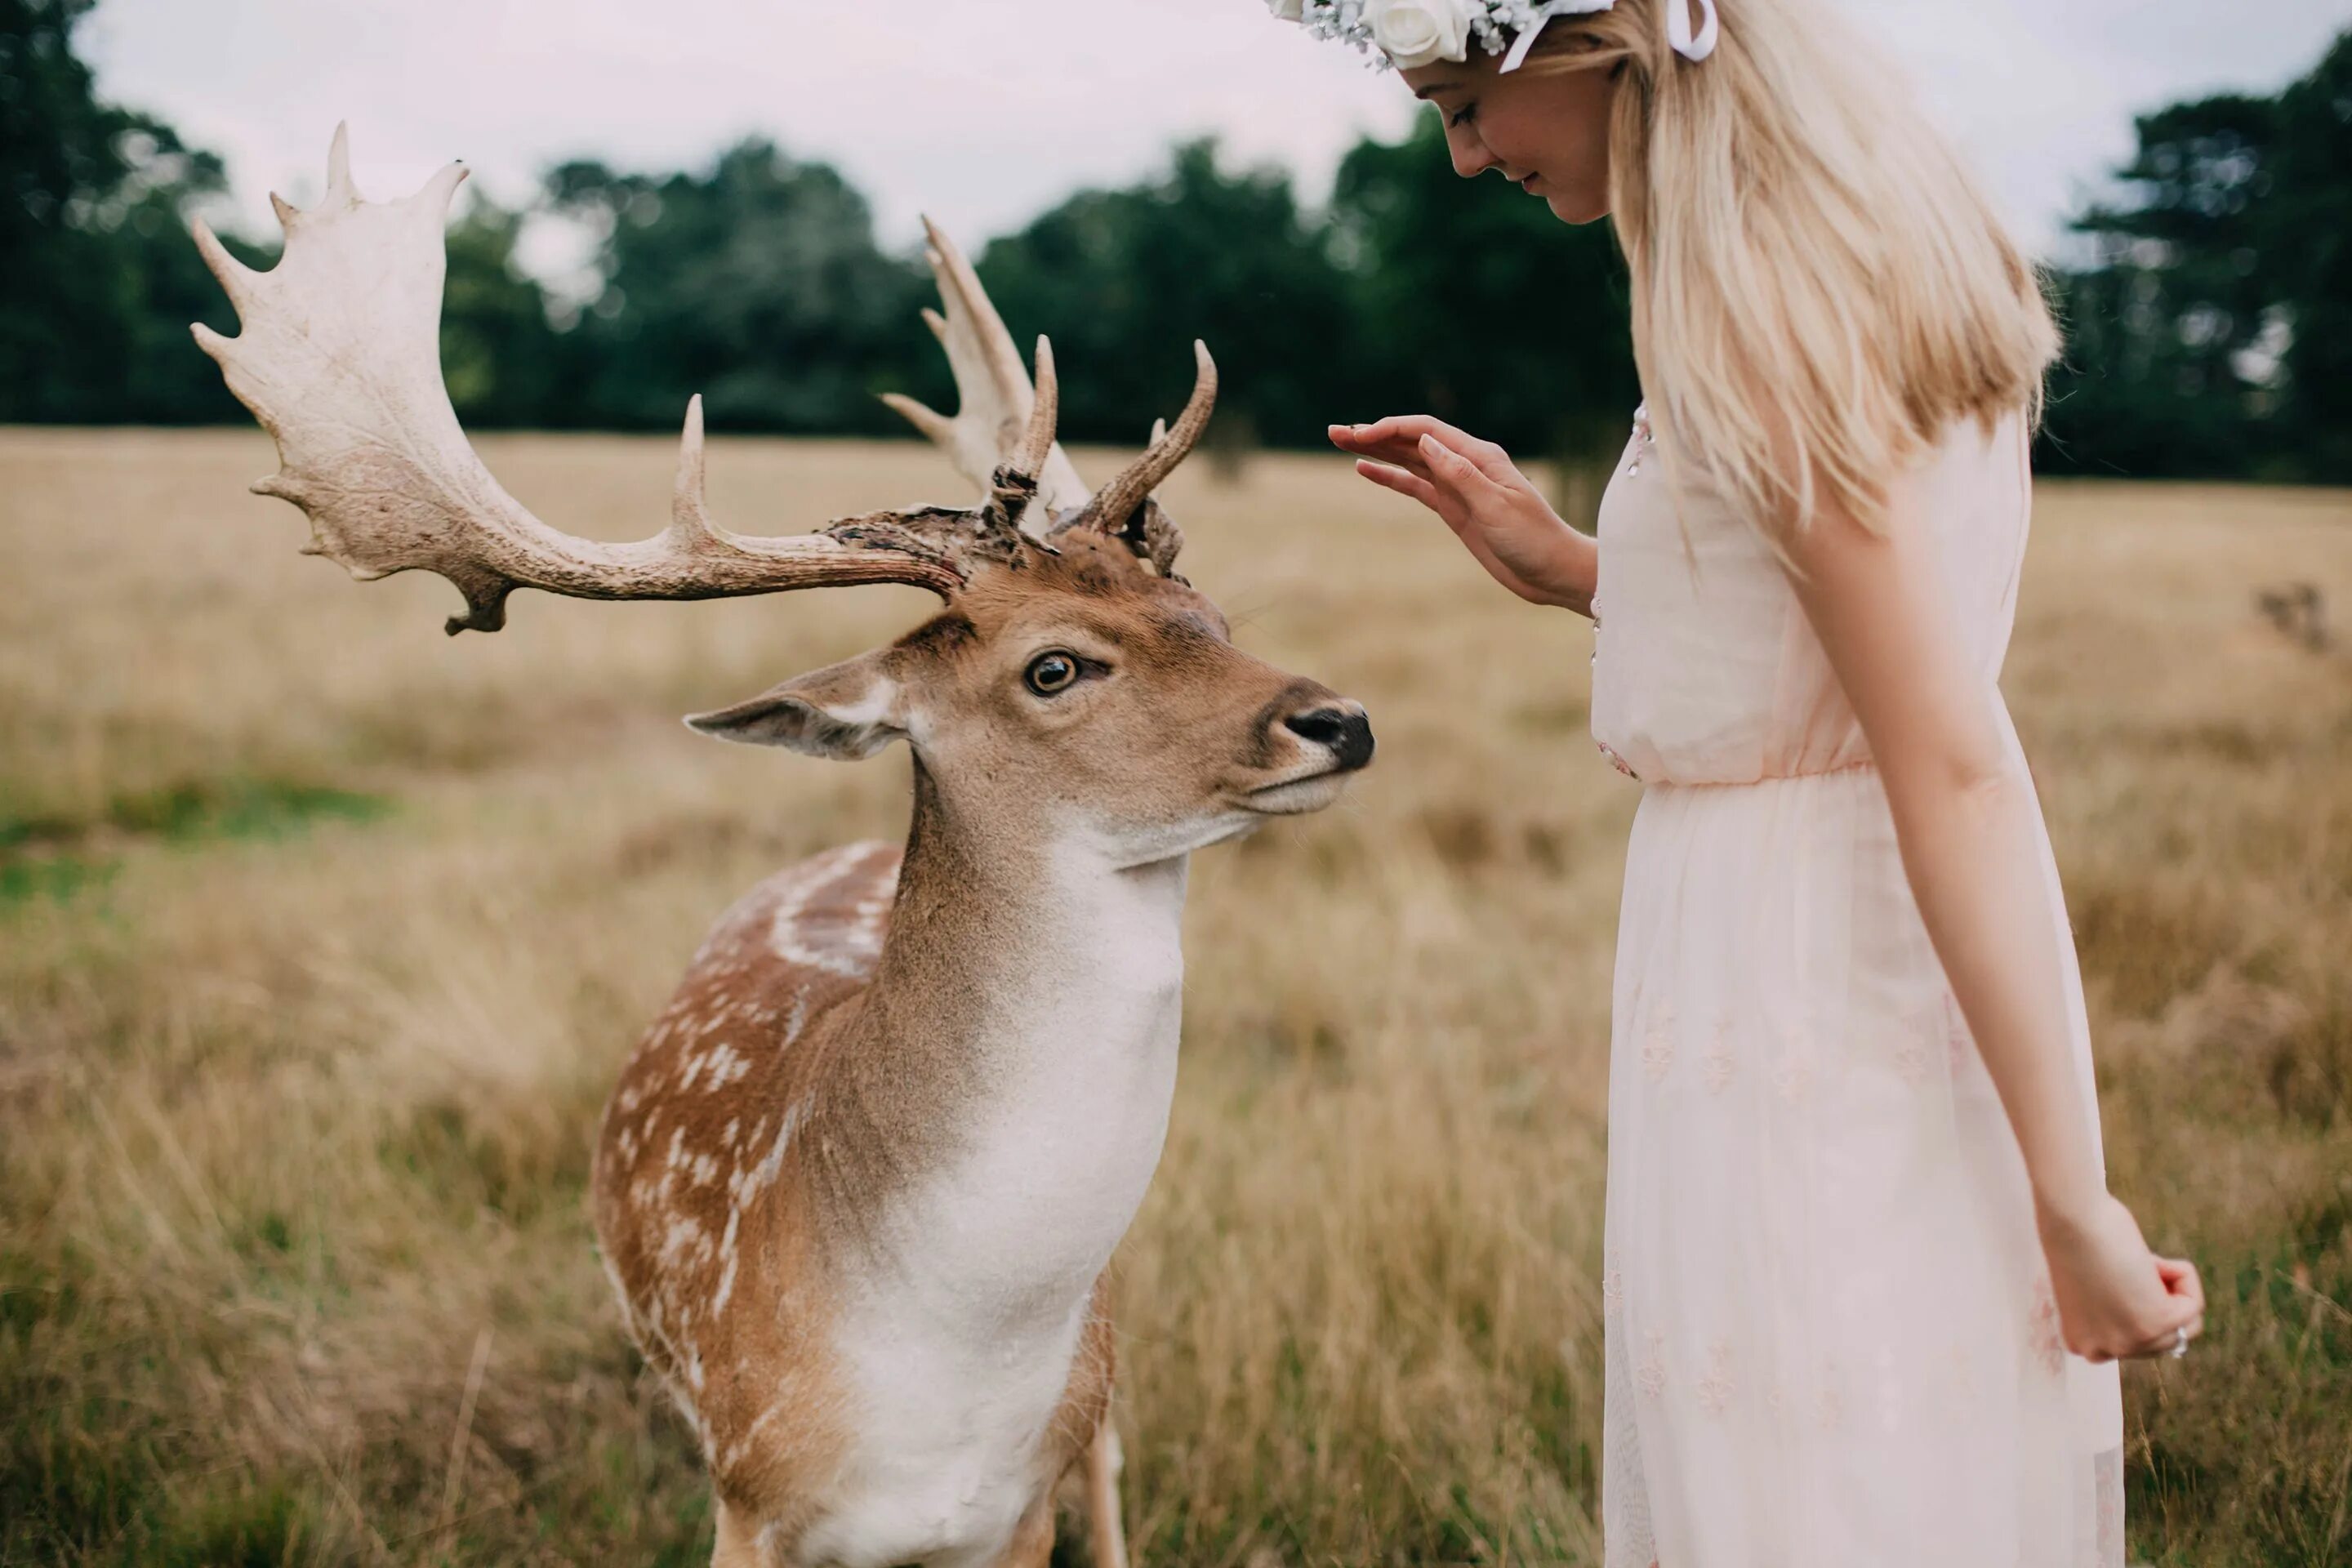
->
[1024, 652, 1081, 696]
[1448, 102, 1478, 128]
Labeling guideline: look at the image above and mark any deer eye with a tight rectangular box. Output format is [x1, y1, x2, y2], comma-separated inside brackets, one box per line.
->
[1024, 651, 1081, 697]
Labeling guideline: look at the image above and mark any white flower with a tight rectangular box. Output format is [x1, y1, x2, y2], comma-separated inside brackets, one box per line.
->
[1267, 0, 1308, 20]
[1365, 0, 1473, 69]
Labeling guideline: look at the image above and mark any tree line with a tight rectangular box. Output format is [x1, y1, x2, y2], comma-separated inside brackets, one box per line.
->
[4, 0, 2346, 483]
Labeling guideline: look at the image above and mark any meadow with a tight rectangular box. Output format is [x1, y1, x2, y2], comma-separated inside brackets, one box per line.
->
[2, 427, 2347, 1566]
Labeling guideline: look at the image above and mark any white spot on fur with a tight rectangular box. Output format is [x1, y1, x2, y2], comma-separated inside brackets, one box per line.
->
[702, 1043, 750, 1089]
[751, 1104, 804, 1192]
[712, 1209, 742, 1315]
[764, 846, 889, 978]
[660, 1215, 706, 1269]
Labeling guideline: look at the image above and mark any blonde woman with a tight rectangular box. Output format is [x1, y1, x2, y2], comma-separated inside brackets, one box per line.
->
[1275, 1, 2205, 1562]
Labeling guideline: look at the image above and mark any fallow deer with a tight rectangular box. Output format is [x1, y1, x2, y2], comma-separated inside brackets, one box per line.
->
[192, 129, 1374, 1568]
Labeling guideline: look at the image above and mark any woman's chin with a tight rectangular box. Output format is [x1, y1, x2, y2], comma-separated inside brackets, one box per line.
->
[1544, 189, 1610, 225]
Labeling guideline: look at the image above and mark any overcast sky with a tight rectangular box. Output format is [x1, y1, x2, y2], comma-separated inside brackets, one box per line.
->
[83, 0, 2350, 280]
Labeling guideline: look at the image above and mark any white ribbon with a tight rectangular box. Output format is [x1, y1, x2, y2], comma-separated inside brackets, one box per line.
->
[1665, 0, 1719, 61]
[1499, 0, 1720, 72]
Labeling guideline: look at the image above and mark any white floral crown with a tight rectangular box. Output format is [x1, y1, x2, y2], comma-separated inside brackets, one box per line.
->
[1268, 0, 1717, 73]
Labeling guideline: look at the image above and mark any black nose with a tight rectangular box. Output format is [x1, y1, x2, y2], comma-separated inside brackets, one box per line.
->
[1283, 706, 1375, 772]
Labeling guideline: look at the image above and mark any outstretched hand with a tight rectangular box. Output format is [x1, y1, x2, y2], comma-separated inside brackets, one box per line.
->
[1330, 416, 1596, 614]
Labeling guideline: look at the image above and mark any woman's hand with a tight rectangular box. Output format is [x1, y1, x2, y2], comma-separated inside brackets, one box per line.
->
[1776, 473, 2207, 1372]
[2037, 1192, 2205, 1362]
[1330, 416, 1597, 616]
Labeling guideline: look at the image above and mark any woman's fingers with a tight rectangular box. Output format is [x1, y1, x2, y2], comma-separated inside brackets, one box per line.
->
[2123, 1311, 2202, 1360]
[1419, 432, 1494, 494]
[2157, 1256, 2204, 1310]
[1343, 420, 1579, 608]
[1332, 414, 1481, 452]
[2113, 1261, 2204, 1359]
[1352, 458, 1441, 512]
[1333, 416, 1521, 486]
[1361, 454, 1471, 536]
[1330, 425, 1435, 477]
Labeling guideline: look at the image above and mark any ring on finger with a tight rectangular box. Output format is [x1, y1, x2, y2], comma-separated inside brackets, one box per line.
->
[2170, 1324, 2189, 1359]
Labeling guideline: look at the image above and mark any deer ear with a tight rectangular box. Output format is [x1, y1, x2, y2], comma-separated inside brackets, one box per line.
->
[685, 650, 907, 760]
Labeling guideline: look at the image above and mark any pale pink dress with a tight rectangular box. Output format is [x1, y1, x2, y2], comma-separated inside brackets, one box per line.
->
[1588, 403, 2125, 1568]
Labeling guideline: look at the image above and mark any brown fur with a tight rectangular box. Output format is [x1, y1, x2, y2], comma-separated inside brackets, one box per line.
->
[592, 843, 900, 1524]
[593, 536, 1364, 1563]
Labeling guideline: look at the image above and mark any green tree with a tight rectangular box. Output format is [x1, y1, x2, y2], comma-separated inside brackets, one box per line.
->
[545, 141, 934, 434]
[1327, 113, 1638, 463]
[2044, 28, 2352, 481]
[2265, 29, 2352, 477]
[0, 0, 240, 422]
[1, 0, 563, 427]
[436, 191, 573, 430]
[971, 140, 1356, 452]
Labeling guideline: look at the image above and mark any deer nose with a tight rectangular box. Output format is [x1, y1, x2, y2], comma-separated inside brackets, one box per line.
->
[1283, 705, 1375, 772]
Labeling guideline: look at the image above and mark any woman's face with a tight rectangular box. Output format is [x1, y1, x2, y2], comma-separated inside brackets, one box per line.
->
[1400, 50, 1618, 225]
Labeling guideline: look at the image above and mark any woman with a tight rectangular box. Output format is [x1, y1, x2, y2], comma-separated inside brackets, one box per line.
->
[1273, 1, 2205, 1564]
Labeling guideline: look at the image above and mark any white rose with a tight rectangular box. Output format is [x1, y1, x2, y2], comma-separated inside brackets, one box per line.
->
[1365, 0, 1473, 69]
[1267, 0, 1308, 20]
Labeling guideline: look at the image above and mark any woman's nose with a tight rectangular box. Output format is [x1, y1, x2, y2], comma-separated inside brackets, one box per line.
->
[1445, 126, 1499, 180]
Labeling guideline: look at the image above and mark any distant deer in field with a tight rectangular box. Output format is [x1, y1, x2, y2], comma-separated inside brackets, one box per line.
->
[193, 130, 1374, 1568]
[2256, 581, 2329, 652]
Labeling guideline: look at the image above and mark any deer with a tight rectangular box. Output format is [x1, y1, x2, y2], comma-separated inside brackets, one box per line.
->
[190, 128, 1374, 1568]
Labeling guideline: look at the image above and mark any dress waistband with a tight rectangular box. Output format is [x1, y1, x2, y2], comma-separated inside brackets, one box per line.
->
[1598, 740, 1878, 789]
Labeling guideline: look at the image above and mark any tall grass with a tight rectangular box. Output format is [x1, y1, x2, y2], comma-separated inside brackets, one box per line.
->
[2, 430, 2346, 1565]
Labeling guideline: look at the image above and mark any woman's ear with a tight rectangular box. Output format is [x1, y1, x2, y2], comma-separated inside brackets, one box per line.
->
[684, 648, 907, 760]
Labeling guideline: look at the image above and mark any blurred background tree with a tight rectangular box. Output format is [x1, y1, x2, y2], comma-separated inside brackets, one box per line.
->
[0, 0, 236, 423]
[543, 142, 936, 434]
[2, 0, 2345, 487]
[1330, 115, 1637, 456]
[971, 138, 1356, 457]
[1329, 114, 1638, 521]
[0, 0, 568, 429]
[2041, 29, 2352, 482]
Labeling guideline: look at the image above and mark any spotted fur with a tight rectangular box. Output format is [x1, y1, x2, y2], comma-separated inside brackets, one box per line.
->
[595, 844, 898, 1521]
[592, 835, 1131, 1565]
[590, 537, 1373, 1568]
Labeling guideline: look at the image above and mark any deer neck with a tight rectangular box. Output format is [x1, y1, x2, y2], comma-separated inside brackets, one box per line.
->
[826, 758, 1189, 1305]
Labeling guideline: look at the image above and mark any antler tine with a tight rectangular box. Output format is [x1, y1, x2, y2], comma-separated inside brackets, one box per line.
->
[192, 127, 969, 636]
[882, 218, 1089, 528]
[1084, 341, 1218, 536]
[324, 121, 358, 204]
[1014, 336, 1058, 479]
[978, 337, 1062, 537]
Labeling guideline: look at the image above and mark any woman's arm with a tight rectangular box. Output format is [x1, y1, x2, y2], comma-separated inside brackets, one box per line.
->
[1781, 469, 2204, 1362]
[1330, 417, 1598, 617]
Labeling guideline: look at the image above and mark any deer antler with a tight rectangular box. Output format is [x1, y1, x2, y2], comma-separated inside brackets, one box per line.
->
[190, 126, 996, 635]
[882, 218, 1091, 529]
[1067, 345, 1217, 577]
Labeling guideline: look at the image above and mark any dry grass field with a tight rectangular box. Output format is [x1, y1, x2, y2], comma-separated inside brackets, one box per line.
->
[2, 426, 2348, 1567]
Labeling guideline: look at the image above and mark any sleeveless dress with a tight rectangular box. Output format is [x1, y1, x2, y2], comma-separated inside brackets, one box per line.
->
[1588, 403, 2126, 1568]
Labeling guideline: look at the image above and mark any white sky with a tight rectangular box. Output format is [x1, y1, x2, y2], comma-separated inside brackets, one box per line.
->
[83, 0, 2350, 279]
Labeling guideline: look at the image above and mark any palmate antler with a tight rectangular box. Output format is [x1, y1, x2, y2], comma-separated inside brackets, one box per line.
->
[190, 127, 1059, 634]
[883, 221, 1218, 579]
[883, 219, 1093, 526]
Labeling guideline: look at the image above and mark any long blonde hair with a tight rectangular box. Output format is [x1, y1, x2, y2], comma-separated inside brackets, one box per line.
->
[1528, 0, 2056, 536]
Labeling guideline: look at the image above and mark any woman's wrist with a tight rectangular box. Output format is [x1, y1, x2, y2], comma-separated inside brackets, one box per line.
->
[2032, 1174, 2113, 1236]
[1543, 529, 1599, 617]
